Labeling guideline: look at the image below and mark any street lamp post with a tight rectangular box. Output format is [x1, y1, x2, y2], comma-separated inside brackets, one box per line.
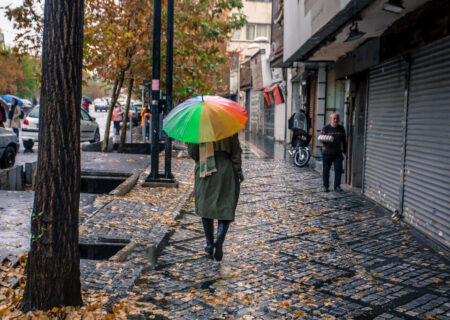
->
[149, 0, 161, 180]
[143, 0, 177, 187]
[164, 0, 174, 180]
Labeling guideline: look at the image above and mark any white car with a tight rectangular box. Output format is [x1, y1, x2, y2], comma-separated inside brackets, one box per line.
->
[120, 102, 139, 125]
[94, 100, 109, 112]
[0, 128, 19, 169]
[0, 99, 19, 169]
[22, 106, 101, 144]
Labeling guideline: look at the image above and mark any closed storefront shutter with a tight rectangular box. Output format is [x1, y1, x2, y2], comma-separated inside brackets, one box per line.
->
[403, 36, 450, 248]
[244, 90, 251, 130]
[264, 102, 275, 137]
[250, 91, 262, 134]
[364, 59, 406, 212]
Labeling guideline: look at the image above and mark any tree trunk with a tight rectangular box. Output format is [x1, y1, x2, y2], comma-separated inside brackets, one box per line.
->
[22, 0, 84, 311]
[102, 76, 124, 152]
[118, 78, 134, 152]
[102, 41, 133, 152]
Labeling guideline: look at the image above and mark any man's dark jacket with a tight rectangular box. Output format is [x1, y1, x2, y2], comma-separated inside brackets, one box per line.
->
[321, 124, 347, 155]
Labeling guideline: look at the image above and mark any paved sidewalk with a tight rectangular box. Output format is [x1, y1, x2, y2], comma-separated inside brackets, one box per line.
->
[16, 151, 151, 175]
[0, 191, 103, 258]
[126, 138, 449, 319]
[1, 137, 448, 319]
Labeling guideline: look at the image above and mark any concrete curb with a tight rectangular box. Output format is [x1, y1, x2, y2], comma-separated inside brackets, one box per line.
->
[110, 241, 138, 263]
[109, 172, 140, 196]
[82, 138, 114, 152]
[0, 165, 24, 190]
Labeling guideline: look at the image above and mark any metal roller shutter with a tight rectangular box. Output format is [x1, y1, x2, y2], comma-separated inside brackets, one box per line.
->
[264, 103, 275, 137]
[403, 36, 450, 248]
[364, 59, 406, 212]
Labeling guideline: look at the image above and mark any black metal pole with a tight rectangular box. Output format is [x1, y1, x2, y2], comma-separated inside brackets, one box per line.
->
[150, 0, 161, 179]
[164, 0, 174, 179]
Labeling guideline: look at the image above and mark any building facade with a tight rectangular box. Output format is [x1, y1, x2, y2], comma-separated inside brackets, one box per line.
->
[281, 0, 449, 249]
[228, 0, 272, 102]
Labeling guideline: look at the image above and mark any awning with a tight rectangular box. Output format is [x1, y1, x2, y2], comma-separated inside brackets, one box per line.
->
[291, 72, 305, 83]
[264, 84, 284, 106]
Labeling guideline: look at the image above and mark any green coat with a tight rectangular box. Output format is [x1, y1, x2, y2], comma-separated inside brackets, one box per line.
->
[188, 134, 243, 221]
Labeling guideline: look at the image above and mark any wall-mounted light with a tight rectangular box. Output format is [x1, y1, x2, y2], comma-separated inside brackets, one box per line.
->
[344, 21, 366, 42]
[382, 0, 404, 14]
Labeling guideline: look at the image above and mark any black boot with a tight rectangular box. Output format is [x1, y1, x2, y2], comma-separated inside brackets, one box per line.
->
[201, 218, 214, 258]
[214, 220, 230, 261]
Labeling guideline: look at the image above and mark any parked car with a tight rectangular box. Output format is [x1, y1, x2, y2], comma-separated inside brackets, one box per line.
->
[0, 100, 19, 169]
[94, 100, 109, 112]
[22, 106, 101, 144]
[133, 102, 143, 123]
[120, 103, 139, 125]
[21, 99, 34, 115]
[0, 127, 18, 169]
[134, 102, 143, 113]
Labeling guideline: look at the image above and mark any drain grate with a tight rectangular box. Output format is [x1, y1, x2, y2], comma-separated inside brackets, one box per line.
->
[81, 176, 127, 194]
[79, 241, 129, 260]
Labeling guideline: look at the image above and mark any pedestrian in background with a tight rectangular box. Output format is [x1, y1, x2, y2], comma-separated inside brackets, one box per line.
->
[0, 105, 6, 128]
[82, 100, 89, 113]
[140, 104, 151, 142]
[187, 134, 244, 261]
[8, 98, 21, 137]
[113, 103, 124, 136]
[318, 113, 347, 193]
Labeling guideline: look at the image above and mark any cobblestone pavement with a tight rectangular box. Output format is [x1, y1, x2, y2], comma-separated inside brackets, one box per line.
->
[1, 154, 194, 308]
[129, 140, 449, 319]
[1, 138, 449, 319]
[78, 157, 195, 304]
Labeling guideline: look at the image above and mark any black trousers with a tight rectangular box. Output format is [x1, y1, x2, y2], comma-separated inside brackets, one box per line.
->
[322, 152, 343, 188]
[114, 121, 121, 135]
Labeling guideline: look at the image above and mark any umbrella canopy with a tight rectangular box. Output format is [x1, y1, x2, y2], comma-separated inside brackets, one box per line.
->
[0, 95, 24, 106]
[163, 95, 248, 143]
[82, 96, 92, 104]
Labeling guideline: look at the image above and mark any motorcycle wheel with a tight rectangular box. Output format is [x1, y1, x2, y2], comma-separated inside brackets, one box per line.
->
[293, 147, 310, 167]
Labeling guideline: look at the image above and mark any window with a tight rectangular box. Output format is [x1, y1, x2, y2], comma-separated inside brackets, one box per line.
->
[232, 29, 241, 40]
[29, 107, 40, 118]
[81, 109, 92, 121]
[245, 23, 270, 40]
[256, 24, 270, 38]
[246, 24, 256, 40]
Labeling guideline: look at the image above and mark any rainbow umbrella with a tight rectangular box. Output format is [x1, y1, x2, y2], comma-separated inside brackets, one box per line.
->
[163, 96, 248, 143]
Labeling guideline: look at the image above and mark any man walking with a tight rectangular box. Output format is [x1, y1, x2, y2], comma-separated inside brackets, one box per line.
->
[318, 113, 347, 192]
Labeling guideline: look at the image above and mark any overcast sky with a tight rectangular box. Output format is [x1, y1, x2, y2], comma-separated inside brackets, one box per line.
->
[1, 0, 28, 46]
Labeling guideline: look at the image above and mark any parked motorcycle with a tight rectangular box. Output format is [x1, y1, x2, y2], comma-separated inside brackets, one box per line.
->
[288, 128, 311, 167]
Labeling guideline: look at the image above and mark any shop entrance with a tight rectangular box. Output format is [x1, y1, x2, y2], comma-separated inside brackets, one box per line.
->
[347, 73, 367, 188]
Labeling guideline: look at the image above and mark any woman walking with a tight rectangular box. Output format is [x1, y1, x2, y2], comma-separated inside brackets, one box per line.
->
[113, 103, 124, 136]
[188, 134, 244, 261]
[9, 98, 21, 137]
[140, 104, 151, 142]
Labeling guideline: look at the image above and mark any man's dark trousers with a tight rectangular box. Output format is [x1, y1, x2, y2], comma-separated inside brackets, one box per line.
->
[322, 152, 343, 189]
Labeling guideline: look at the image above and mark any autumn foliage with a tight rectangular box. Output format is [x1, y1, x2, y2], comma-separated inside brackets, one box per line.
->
[5, 0, 245, 101]
[83, 0, 246, 101]
[0, 52, 24, 93]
